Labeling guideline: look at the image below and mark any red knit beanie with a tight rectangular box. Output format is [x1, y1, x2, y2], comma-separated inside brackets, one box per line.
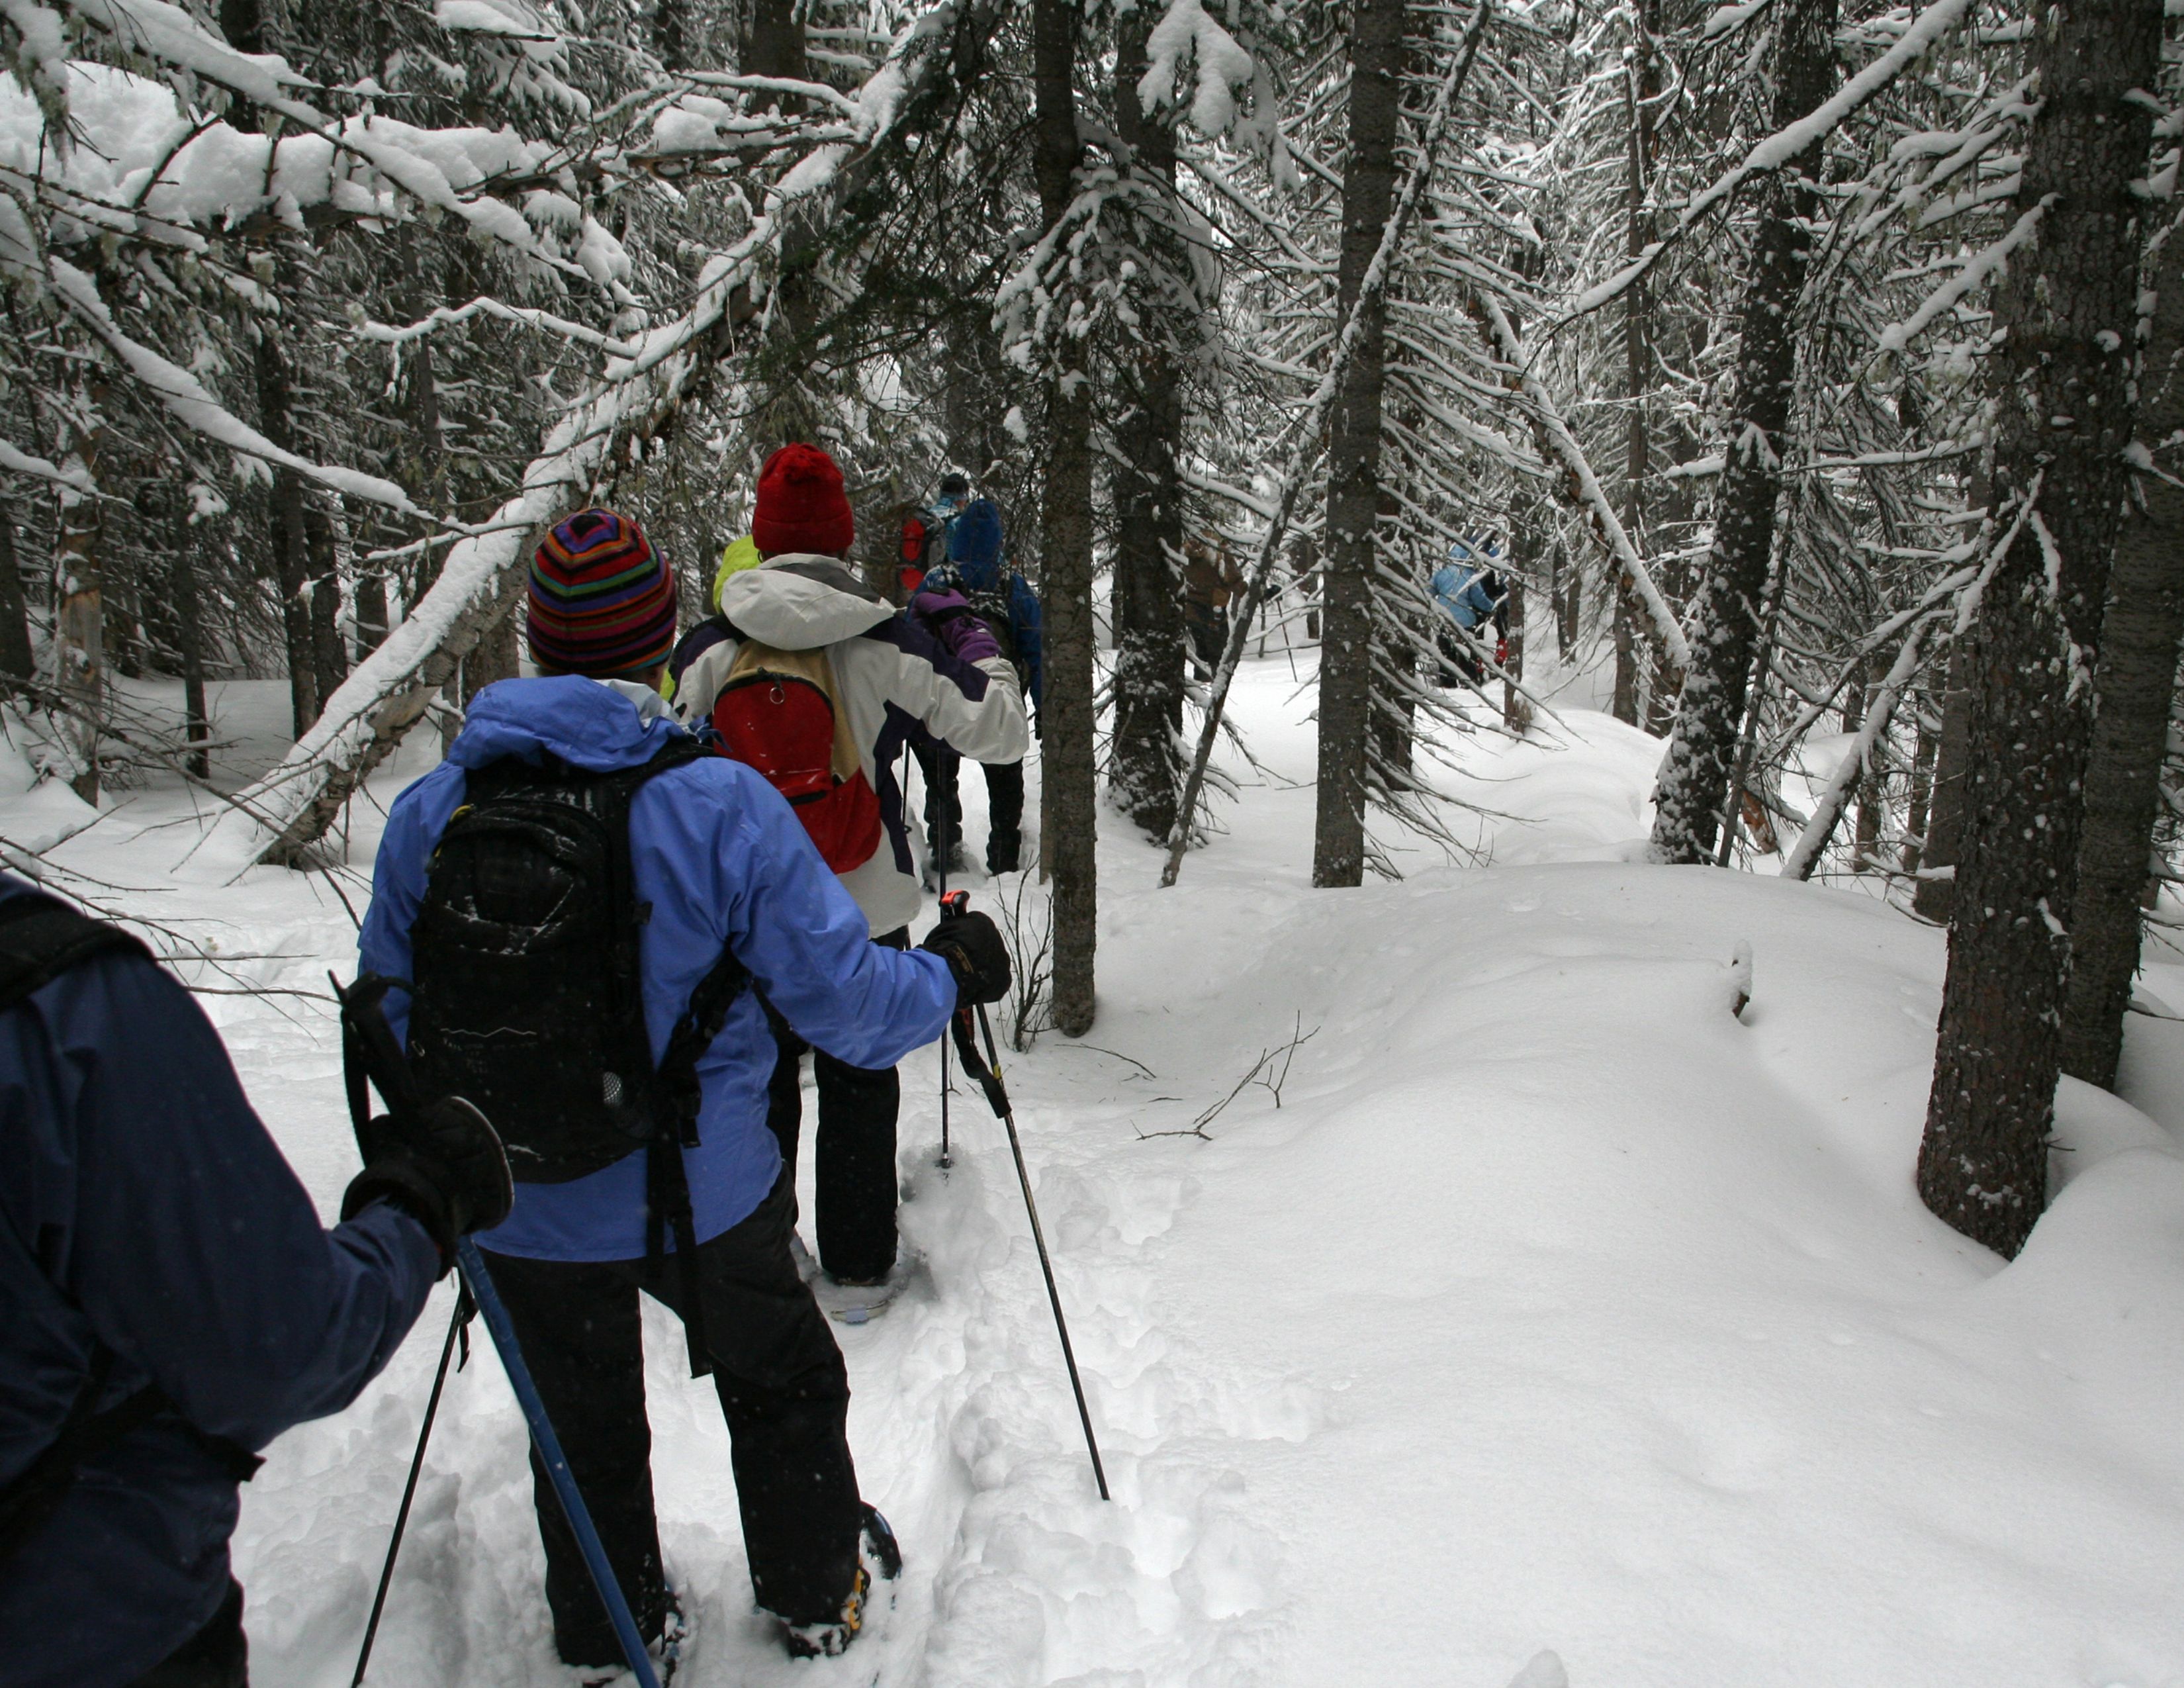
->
[752, 444, 855, 557]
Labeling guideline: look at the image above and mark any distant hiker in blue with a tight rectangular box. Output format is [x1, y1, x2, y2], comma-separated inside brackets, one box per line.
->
[912, 495, 1044, 874]
[360, 508, 1011, 1671]
[0, 880, 508, 1688]
[1430, 534, 1509, 686]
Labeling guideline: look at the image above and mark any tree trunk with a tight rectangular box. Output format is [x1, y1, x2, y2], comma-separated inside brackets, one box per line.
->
[255, 320, 320, 737]
[1108, 3, 1189, 841]
[353, 569, 390, 657]
[1610, 580, 1639, 724]
[1912, 638, 1974, 919]
[170, 496, 210, 780]
[0, 498, 34, 680]
[2060, 222, 2184, 1089]
[1902, 700, 1938, 879]
[1035, 0, 1096, 1037]
[306, 497, 347, 700]
[1615, 12, 1658, 732]
[1649, 0, 1837, 863]
[1919, 0, 2160, 1256]
[1314, 0, 1406, 888]
[54, 427, 104, 804]
[746, 0, 805, 79]
[463, 598, 521, 704]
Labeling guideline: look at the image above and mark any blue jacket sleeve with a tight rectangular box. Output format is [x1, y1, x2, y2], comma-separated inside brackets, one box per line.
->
[696, 765, 957, 1068]
[1011, 575, 1044, 707]
[36, 951, 439, 1449]
[357, 763, 468, 1048]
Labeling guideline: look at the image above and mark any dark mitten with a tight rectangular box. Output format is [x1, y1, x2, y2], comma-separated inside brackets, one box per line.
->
[343, 1096, 514, 1273]
[919, 909, 1012, 1006]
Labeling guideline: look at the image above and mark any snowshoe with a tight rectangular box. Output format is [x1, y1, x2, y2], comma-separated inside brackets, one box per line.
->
[813, 1254, 921, 1326]
[780, 1505, 902, 1661]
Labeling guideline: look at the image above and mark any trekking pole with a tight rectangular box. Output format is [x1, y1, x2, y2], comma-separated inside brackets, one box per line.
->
[351, 1287, 471, 1686]
[458, 1239, 662, 1688]
[331, 976, 662, 1688]
[936, 749, 956, 1170]
[937, 892, 1109, 1501]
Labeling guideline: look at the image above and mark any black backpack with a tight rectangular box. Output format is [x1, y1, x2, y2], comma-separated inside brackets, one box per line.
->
[408, 737, 742, 1182]
[0, 894, 261, 1567]
[401, 737, 749, 1376]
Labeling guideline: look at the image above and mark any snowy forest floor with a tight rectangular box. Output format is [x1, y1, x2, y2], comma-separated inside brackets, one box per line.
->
[13, 653, 2184, 1688]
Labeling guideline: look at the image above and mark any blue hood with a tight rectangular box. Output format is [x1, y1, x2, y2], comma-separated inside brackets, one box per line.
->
[451, 677, 686, 774]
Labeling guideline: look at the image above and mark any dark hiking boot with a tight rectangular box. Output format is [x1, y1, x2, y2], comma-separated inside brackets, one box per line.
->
[985, 836, 1020, 874]
[779, 1505, 902, 1660]
[576, 1586, 686, 1685]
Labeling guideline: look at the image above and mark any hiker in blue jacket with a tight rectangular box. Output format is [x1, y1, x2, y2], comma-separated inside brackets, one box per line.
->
[361, 508, 1011, 1671]
[1429, 534, 1509, 686]
[0, 878, 506, 1688]
[913, 496, 1043, 874]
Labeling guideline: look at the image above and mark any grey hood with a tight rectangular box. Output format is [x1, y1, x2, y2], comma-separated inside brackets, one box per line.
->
[719, 555, 895, 651]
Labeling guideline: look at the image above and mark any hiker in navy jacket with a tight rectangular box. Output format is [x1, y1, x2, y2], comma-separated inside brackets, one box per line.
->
[0, 877, 471, 1688]
[361, 508, 1009, 1669]
[913, 496, 1042, 876]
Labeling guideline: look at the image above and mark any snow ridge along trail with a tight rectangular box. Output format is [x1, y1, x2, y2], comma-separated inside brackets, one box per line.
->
[19, 663, 2184, 1686]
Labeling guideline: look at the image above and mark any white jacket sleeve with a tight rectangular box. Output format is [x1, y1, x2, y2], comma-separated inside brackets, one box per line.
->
[842, 633, 1028, 768]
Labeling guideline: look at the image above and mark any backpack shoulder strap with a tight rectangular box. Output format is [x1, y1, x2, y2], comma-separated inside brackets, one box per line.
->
[0, 895, 150, 1017]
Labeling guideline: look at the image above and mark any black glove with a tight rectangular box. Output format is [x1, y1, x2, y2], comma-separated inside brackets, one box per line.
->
[342, 1096, 514, 1275]
[920, 908, 1012, 1006]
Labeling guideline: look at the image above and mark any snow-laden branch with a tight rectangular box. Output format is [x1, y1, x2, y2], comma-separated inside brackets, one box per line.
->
[1473, 291, 1692, 675]
[40, 254, 430, 516]
[1558, 0, 1979, 327]
[360, 297, 645, 359]
[1781, 614, 1934, 880]
[1161, 0, 1494, 890]
[1876, 199, 2047, 353]
[182, 0, 990, 878]
[0, 438, 93, 490]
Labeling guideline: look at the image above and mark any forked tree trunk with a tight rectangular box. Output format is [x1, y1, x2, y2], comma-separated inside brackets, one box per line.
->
[2060, 221, 2184, 1090]
[1109, 3, 1189, 841]
[1314, 0, 1406, 888]
[1918, 0, 2160, 1256]
[1649, 0, 1838, 863]
[1912, 638, 1974, 919]
[1035, 0, 1096, 1037]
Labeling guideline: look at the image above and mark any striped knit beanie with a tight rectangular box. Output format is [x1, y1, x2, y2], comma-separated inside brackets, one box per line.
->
[527, 508, 677, 678]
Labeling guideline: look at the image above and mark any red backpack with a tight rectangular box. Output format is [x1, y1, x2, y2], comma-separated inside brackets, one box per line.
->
[710, 644, 882, 874]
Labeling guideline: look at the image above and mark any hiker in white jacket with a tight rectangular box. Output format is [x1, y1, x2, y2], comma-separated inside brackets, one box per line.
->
[667, 444, 1026, 1309]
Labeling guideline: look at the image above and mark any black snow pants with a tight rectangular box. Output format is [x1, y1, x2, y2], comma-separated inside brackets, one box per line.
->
[481, 1173, 861, 1667]
[915, 741, 1024, 874]
[767, 930, 908, 1284]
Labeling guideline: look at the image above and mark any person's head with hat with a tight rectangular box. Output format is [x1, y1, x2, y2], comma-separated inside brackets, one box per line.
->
[527, 506, 678, 687]
[752, 443, 856, 561]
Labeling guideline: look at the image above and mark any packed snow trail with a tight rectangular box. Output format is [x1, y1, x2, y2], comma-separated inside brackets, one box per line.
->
[15, 655, 2184, 1686]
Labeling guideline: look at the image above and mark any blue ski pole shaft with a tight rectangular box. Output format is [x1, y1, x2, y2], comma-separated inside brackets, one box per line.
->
[457, 1240, 661, 1688]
